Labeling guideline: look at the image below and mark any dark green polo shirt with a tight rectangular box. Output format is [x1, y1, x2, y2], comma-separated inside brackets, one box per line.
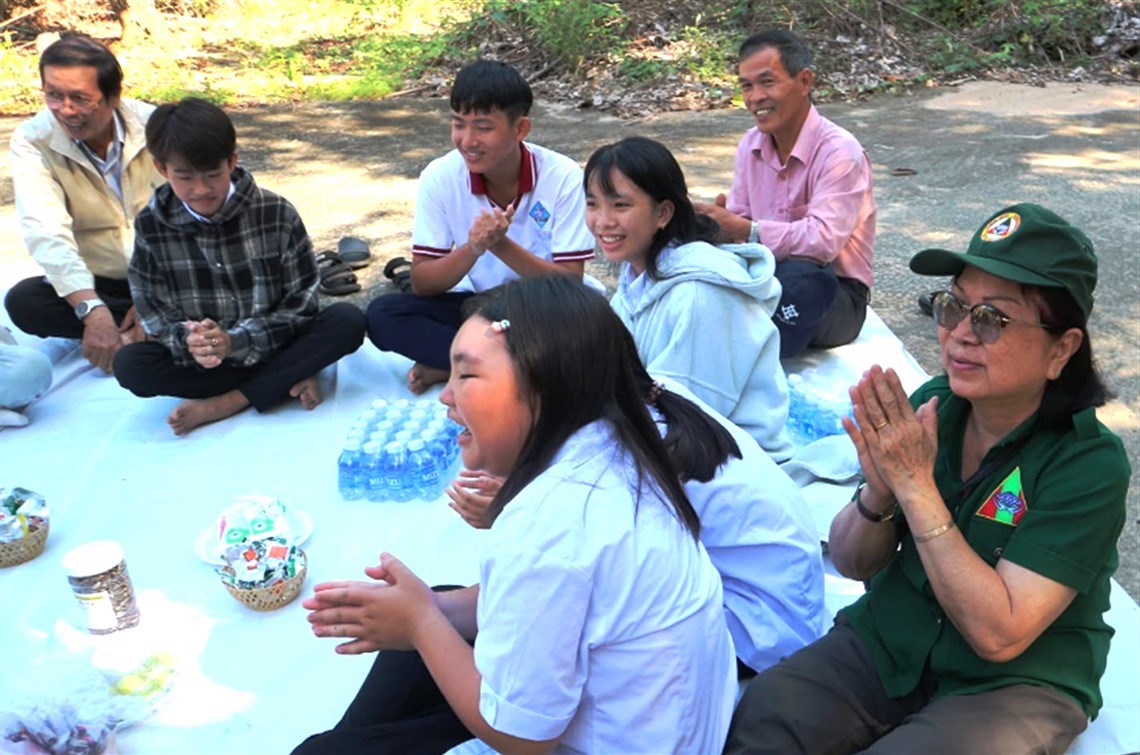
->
[843, 375, 1130, 718]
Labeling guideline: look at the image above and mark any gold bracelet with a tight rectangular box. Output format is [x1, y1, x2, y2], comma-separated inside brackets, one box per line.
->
[914, 520, 956, 543]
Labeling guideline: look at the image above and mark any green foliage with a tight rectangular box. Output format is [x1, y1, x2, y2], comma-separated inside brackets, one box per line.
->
[904, 0, 991, 27]
[527, 0, 624, 67]
[0, 35, 39, 113]
[616, 10, 738, 91]
[902, 0, 1108, 63]
[0, 0, 1116, 114]
[977, 0, 1107, 62]
[675, 20, 736, 81]
[154, 0, 218, 17]
[450, 0, 624, 68]
[617, 56, 670, 83]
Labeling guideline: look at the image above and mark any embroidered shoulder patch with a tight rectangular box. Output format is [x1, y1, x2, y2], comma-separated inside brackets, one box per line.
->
[529, 201, 551, 228]
[975, 467, 1027, 526]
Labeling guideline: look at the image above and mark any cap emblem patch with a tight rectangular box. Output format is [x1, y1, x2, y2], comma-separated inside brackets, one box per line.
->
[981, 212, 1021, 242]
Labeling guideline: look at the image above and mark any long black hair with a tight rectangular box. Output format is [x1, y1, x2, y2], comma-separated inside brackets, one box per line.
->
[464, 276, 701, 539]
[583, 136, 719, 280]
[615, 326, 742, 482]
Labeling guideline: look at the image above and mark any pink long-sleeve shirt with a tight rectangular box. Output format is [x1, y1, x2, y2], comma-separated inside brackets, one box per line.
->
[726, 106, 876, 289]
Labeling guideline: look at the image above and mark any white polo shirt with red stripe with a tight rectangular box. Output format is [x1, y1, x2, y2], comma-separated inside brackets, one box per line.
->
[411, 142, 596, 293]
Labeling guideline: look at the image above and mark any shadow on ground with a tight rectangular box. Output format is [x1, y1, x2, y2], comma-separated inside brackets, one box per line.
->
[2, 81, 1137, 599]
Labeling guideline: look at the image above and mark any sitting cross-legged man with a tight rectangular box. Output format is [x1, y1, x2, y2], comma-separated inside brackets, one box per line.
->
[113, 98, 366, 435]
[696, 29, 876, 358]
[365, 59, 595, 394]
[6, 34, 161, 373]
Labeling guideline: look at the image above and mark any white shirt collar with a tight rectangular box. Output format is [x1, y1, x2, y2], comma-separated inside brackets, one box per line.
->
[181, 181, 237, 223]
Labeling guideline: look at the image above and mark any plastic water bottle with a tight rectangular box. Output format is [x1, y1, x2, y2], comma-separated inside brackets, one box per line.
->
[342, 397, 469, 497]
[786, 374, 806, 441]
[786, 373, 849, 444]
[407, 438, 441, 500]
[441, 419, 462, 466]
[383, 441, 414, 503]
[421, 429, 449, 482]
[363, 441, 386, 502]
[812, 389, 848, 439]
[338, 441, 365, 500]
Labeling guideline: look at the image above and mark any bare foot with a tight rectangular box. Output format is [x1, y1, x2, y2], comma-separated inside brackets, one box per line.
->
[167, 390, 250, 436]
[406, 363, 449, 394]
[289, 376, 323, 410]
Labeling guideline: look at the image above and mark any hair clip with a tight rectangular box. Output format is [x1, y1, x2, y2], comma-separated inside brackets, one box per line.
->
[490, 319, 511, 334]
[647, 381, 665, 406]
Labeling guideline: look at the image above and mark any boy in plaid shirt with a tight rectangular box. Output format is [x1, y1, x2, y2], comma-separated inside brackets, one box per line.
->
[113, 98, 366, 435]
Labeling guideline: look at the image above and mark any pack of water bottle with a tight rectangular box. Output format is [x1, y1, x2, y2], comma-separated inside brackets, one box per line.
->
[786, 371, 851, 446]
[337, 398, 463, 502]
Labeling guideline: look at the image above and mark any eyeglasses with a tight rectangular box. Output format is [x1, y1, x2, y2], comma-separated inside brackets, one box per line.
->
[929, 290, 1059, 344]
[43, 90, 104, 113]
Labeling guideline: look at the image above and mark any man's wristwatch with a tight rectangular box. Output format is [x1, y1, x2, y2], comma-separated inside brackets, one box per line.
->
[74, 298, 107, 320]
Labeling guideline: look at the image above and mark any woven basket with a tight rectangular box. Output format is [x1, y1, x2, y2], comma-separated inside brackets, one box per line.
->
[0, 518, 49, 568]
[221, 549, 307, 611]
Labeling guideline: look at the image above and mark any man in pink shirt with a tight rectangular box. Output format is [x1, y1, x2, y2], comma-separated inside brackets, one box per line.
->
[697, 30, 876, 358]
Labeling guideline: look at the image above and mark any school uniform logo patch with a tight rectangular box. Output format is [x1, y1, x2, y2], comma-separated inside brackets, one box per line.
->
[975, 467, 1027, 526]
[981, 212, 1021, 242]
[529, 201, 551, 228]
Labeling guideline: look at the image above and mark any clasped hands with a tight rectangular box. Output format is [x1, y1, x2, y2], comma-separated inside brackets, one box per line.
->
[467, 206, 516, 258]
[304, 552, 442, 654]
[842, 366, 940, 512]
[184, 318, 231, 368]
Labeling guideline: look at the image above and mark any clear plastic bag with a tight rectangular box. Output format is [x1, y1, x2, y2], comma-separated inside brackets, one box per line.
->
[1, 657, 145, 755]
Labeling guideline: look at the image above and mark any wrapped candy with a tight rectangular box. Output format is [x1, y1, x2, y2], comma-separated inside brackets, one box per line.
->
[217, 538, 302, 589]
[209, 496, 301, 589]
[1, 656, 144, 755]
[0, 487, 50, 544]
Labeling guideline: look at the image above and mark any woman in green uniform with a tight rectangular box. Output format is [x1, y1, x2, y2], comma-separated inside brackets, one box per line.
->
[726, 203, 1130, 754]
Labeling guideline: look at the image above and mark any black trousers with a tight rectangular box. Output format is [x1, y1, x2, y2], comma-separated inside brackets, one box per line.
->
[773, 260, 868, 359]
[112, 303, 366, 412]
[293, 586, 473, 755]
[724, 616, 1087, 755]
[4, 275, 134, 338]
[366, 292, 475, 371]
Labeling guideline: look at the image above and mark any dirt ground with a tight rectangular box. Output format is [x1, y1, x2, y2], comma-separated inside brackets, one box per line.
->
[1, 80, 1138, 599]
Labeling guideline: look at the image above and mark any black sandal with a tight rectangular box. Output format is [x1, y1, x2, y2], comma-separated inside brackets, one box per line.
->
[316, 251, 361, 296]
[383, 257, 412, 281]
[383, 257, 413, 294]
[338, 237, 372, 269]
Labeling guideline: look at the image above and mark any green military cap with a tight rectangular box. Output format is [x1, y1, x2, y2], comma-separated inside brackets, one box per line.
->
[910, 203, 1097, 320]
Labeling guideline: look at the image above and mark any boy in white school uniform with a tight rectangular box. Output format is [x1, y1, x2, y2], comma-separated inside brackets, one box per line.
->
[365, 59, 595, 394]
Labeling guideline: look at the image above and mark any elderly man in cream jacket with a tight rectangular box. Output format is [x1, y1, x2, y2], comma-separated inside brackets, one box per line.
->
[5, 34, 160, 373]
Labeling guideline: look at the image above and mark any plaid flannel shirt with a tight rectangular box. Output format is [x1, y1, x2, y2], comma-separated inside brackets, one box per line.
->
[129, 166, 319, 368]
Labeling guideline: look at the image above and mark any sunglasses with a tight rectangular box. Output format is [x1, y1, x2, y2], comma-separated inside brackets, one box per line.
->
[929, 290, 1059, 344]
